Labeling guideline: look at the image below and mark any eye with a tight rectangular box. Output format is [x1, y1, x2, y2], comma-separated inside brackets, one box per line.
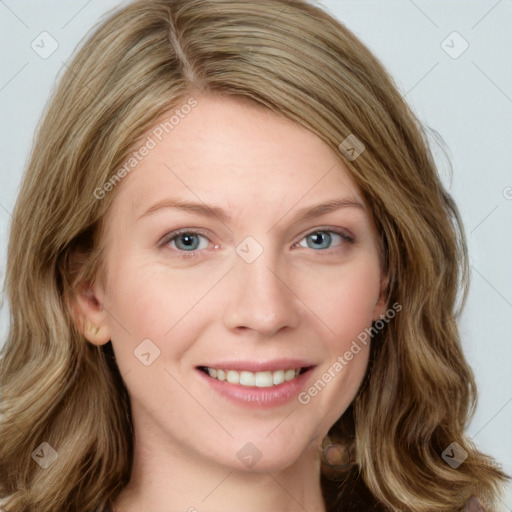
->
[162, 230, 211, 253]
[159, 228, 353, 258]
[296, 229, 353, 251]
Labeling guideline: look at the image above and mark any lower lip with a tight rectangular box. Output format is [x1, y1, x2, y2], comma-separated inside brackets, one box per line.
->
[196, 368, 314, 409]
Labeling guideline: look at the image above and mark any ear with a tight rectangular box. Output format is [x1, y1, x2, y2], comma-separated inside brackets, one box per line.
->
[372, 274, 389, 321]
[69, 281, 111, 346]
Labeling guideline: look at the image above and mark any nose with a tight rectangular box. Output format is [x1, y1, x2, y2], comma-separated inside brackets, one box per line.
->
[222, 245, 301, 337]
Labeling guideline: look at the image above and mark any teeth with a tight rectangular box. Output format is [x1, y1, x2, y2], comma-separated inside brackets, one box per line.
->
[240, 371, 255, 386]
[204, 367, 302, 387]
[273, 370, 285, 385]
[255, 371, 273, 387]
[226, 370, 239, 384]
[284, 369, 296, 381]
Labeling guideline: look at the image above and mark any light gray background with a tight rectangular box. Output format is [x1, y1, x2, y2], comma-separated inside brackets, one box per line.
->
[1, 0, 511, 507]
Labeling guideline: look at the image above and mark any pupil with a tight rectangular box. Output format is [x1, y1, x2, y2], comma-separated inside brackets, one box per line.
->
[310, 232, 330, 249]
[177, 234, 198, 250]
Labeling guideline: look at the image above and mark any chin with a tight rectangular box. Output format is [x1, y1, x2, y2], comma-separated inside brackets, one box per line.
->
[214, 434, 317, 474]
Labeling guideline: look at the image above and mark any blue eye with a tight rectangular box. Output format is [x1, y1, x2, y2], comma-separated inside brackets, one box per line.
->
[166, 232, 209, 252]
[160, 228, 353, 259]
[297, 230, 352, 250]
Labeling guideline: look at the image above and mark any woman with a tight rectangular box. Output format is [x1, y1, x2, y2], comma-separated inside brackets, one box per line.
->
[0, 0, 508, 510]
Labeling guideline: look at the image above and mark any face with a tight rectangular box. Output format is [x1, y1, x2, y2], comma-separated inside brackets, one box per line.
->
[80, 94, 387, 473]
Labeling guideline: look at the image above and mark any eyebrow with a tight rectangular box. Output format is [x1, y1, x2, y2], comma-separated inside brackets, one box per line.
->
[137, 197, 365, 225]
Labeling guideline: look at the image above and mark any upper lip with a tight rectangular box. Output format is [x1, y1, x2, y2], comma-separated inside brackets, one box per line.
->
[197, 358, 316, 372]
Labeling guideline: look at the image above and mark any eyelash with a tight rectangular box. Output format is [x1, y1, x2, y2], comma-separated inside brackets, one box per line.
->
[159, 227, 354, 260]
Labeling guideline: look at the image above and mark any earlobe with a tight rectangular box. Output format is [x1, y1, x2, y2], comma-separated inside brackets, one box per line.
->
[84, 318, 110, 345]
[70, 283, 111, 345]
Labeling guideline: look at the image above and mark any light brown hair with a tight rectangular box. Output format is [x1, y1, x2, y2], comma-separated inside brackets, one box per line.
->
[0, 1, 508, 510]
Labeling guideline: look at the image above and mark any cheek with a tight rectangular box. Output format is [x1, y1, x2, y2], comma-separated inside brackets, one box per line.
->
[296, 254, 382, 343]
[101, 249, 221, 364]
[295, 261, 380, 432]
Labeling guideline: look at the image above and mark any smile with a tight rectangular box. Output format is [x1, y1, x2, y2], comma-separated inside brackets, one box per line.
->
[198, 366, 307, 387]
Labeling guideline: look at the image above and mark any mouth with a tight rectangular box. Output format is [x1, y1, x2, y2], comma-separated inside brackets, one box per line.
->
[197, 365, 313, 388]
[195, 360, 316, 408]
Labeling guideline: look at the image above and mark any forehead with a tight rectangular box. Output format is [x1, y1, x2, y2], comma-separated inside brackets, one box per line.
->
[109, 94, 363, 222]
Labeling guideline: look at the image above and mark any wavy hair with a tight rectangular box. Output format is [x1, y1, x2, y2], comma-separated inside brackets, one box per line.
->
[0, 0, 508, 510]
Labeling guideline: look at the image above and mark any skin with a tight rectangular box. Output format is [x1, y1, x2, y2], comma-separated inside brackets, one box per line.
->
[73, 93, 388, 512]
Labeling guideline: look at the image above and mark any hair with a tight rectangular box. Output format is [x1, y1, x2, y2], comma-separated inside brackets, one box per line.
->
[0, 0, 508, 511]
